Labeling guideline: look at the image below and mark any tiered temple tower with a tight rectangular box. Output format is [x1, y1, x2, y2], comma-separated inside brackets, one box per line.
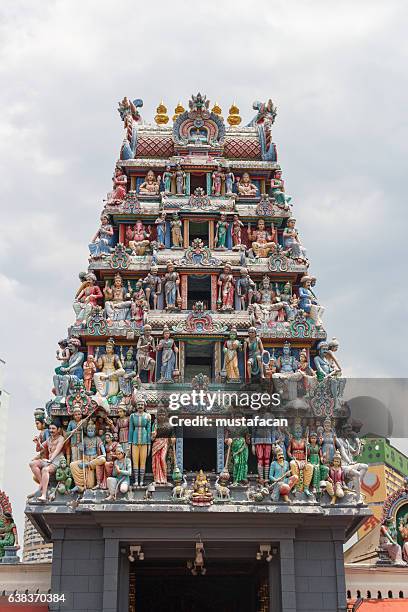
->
[26, 94, 371, 612]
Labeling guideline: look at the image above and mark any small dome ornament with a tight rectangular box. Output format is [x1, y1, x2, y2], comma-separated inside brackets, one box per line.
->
[155, 101, 169, 125]
[211, 102, 222, 116]
[172, 101, 185, 122]
[227, 102, 241, 126]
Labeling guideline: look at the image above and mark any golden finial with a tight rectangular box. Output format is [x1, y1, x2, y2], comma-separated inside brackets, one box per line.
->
[172, 101, 185, 122]
[211, 101, 222, 116]
[227, 102, 241, 126]
[155, 101, 169, 125]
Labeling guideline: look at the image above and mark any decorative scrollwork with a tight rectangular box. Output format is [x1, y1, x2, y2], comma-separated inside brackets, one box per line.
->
[110, 243, 130, 270]
[86, 306, 108, 336]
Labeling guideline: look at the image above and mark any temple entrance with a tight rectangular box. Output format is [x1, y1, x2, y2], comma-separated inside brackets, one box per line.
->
[189, 220, 209, 245]
[129, 559, 269, 612]
[184, 342, 213, 381]
[183, 426, 217, 472]
[187, 274, 212, 309]
[190, 172, 208, 193]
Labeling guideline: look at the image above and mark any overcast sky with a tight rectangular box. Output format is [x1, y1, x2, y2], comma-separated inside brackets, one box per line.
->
[1, 0, 407, 539]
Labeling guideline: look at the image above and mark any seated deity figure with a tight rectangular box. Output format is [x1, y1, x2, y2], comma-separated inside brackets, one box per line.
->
[0, 512, 18, 559]
[217, 263, 235, 311]
[287, 422, 313, 496]
[73, 273, 103, 325]
[170, 213, 183, 248]
[215, 213, 229, 249]
[29, 421, 66, 502]
[314, 342, 345, 401]
[379, 518, 406, 565]
[244, 327, 265, 379]
[163, 261, 180, 310]
[298, 275, 324, 328]
[337, 422, 368, 505]
[270, 169, 292, 209]
[282, 218, 307, 262]
[105, 445, 132, 501]
[272, 343, 303, 401]
[103, 273, 131, 323]
[247, 219, 277, 258]
[156, 326, 178, 383]
[175, 164, 186, 195]
[93, 338, 125, 400]
[297, 349, 317, 393]
[128, 220, 151, 255]
[70, 421, 106, 492]
[129, 282, 148, 326]
[143, 266, 162, 309]
[89, 214, 114, 259]
[53, 338, 84, 403]
[236, 268, 255, 310]
[256, 276, 288, 323]
[138, 170, 161, 195]
[325, 451, 346, 505]
[223, 327, 242, 381]
[108, 165, 127, 203]
[136, 325, 156, 378]
[237, 172, 258, 197]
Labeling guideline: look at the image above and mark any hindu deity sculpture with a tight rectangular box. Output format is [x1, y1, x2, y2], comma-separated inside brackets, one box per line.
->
[270, 169, 291, 209]
[399, 515, 408, 563]
[49, 457, 73, 500]
[128, 220, 151, 255]
[119, 348, 137, 396]
[379, 518, 406, 565]
[337, 423, 368, 505]
[326, 337, 342, 373]
[70, 420, 106, 492]
[0, 512, 18, 559]
[231, 214, 244, 249]
[109, 164, 127, 203]
[224, 166, 235, 195]
[143, 266, 162, 309]
[307, 432, 328, 494]
[245, 327, 265, 379]
[136, 324, 156, 378]
[223, 327, 242, 381]
[103, 273, 131, 322]
[89, 214, 114, 259]
[162, 165, 173, 194]
[139, 170, 161, 195]
[287, 422, 313, 496]
[225, 423, 249, 485]
[101, 431, 119, 489]
[156, 326, 178, 382]
[217, 263, 235, 311]
[215, 213, 229, 249]
[247, 219, 277, 258]
[128, 398, 152, 487]
[298, 275, 324, 328]
[269, 448, 298, 502]
[163, 260, 180, 309]
[33, 409, 49, 454]
[256, 276, 288, 323]
[93, 338, 125, 400]
[251, 414, 275, 482]
[114, 406, 130, 456]
[170, 213, 183, 248]
[282, 218, 307, 262]
[73, 273, 103, 325]
[325, 451, 346, 505]
[190, 470, 213, 506]
[237, 172, 257, 197]
[83, 354, 97, 393]
[175, 164, 186, 195]
[236, 267, 255, 310]
[66, 406, 84, 463]
[52, 338, 84, 403]
[297, 349, 317, 392]
[319, 417, 338, 465]
[29, 421, 66, 502]
[105, 445, 132, 501]
[212, 165, 224, 196]
[129, 281, 148, 326]
[155, 211, 167, 248]
[151, 409, 175, 485]
[272, 343, 301, 395]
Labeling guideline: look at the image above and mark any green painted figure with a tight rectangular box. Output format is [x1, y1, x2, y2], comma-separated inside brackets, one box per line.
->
[0, 513, 17, 558]
[307, 432, 329, 493]
[215, 213, 229, 249]
[49, 457, 73, 500]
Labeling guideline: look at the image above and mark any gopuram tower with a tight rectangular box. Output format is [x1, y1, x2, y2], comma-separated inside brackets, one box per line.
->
[26, 94, 370, 612]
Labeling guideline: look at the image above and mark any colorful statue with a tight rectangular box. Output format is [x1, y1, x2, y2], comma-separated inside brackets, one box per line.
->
[337, 424, 368, 505]
[119, 348, 137, 396]
[256, 276, 287, 323]
[190, 470, 213, 505]
[247, 219, 277, 258]
[175, 164, 186, 195]
[325, 451, 346, 505]
[109, 165, 127, 203]
[224, 166, 235, 195]
[237, 172, 257, 197]
[163, 261, 180, 309]
[89, 214, 114, 258]
[269, 448, 298, 502]
[380, 518, 406, 565]
[282, 218, 307, 262]
[319, 418, 338, 465]
[244, 327, 265, 379]
[217, 263, 235, 311]
[105, 446, 132, 501]
[287, 422, 313, 496]
[143, 266, 162, 309]
[114, 406, 130, 456]
[0, 512, 18, 559]
[270, 169, 291, 209]
[136, 324, 156, 378]
[236, 268, 255, 310]
[212, 165, 224, 196]
[101, 431, 119, 489]
[70, 420, 106, 492]
[139, 170, 160, 195]
[151, 409, 174, 485]
[128, 398, 152, 487]
[226, 426, 249, 485]
[156, 326, 178, 382]
[49, 457, 73, 500]
[103, 273, 131, 322]
[83, 355, 97, 393]
[398, 516, 408, 563]
[231, 214, 244, 248]
[129, 281, 148, 326]
[314, 341, 340, 382]
[170, 213, 183, 248]
[215, 213, 229, 249]
[299, 275, 324, 328]
[128, 220, 151, 255]
[223, 327, 242, 381]
[52, 338, 84, 403]
[155, 211, 167, 248]
[73, 273, 103, 325]
[251, 414, 275, 482]
[66, 406, 84, 463]
[162, 165, 173, 194]
[307, 432, 328, 494]
[29, 421, 66, 502]
[93, 338, 125, 399]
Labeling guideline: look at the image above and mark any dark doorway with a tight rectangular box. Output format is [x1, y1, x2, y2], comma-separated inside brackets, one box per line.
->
[190, 172, 208, 193]
[187, 275, 212, 310]
[184, 342, 213, 381]
[183, 426, 217, 472]
[189, 220, 209, 245]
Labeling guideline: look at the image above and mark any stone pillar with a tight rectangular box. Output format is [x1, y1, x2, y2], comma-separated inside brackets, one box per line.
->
[183, 219, 189, 248]
[209, 220, 214, 248]
[185, 173, 191, 195]
[211, 274, 218, 311]
[280, 538, 296, 612]
[216, 426, 225, 472]
[181, 274, 188, 309]
[206, 172, 212, 195]
[102, 536, 120, 612]
[269, 556, 282, 612]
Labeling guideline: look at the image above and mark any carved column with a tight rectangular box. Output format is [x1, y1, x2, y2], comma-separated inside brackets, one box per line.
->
[214, 341, 222, 382]
[206, 172, 212, 195]
[183, 219, 189, 248]
[211, 274, 218, 311]
[209, 220, 214, 249]
[185, 173, 191, 195]
[181, 274, 188, 309]
[216, 426, 225, 472]
[179, 341, 185, 381]
[119, 224, 125, 245]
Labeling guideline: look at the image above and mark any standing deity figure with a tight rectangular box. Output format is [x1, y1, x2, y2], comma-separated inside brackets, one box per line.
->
[83, 355, 97, 393]
[244, 327, 265, 379]
[89, 214, 114, 258]
[33, 410, 49, 456]
[114, 406, 130, 456]
[326, 337, 342, 373]
[73, 273, 103, 325]
[269, 448, 298, 502]
[66, 406, 85, 463]
[164, 261, 180, 309]
[93, 338, 125, 400]
[156, 326, 178, 382]
[126, 281, 148, 326]
[143, 266, 162, 309]
[128, 398, 152, 487]
[162, 165, 173, 194]
[223, 327, 242, 381]
[109, 165, 127, 203]
[237, 172, 257, 197]
[212, 165, 224, 196]
[105, 445, 132, 501]
[251, 413, 275, 482]
[70, 421, 106, 492]
[225, 166, 235, 195]
[379, 518, 406, 565]
[139, 170, 161, 195]
[297, 349, 317, 392]
[270, 169, 291, 209]
[136, 324, 156, 378]
[226, 424, 249, 485]
[231, 214, 244, 248]
[0, 513, 18, 559]
[298, 275, 324, 328]
[287, 423, 313, 496]
[170, 213, 183, 248]
[282, 218, 307, 261]
[119, 348, 137, 396]
[175, 164, 186, 195]
[53, 338, 84, 403]
[101, 431, 119, 490]
[307, 432, 329, 493]
[325, 452, 346, 505]
[217, 263, 235, 311]
[128, 220, 151, 255]
[236, 268, 255, 310]
[247, 219, 277, 258]
[215, 213, 229, 249]
[314, 342, 344, 401]
[319, 417, 338, 465]
[104, 273, 131, 322]
[29, 421, 66, 502]
[337, 423, 368, 505]
[155, 211, 167, 248]
[151, 409, 174, 485]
